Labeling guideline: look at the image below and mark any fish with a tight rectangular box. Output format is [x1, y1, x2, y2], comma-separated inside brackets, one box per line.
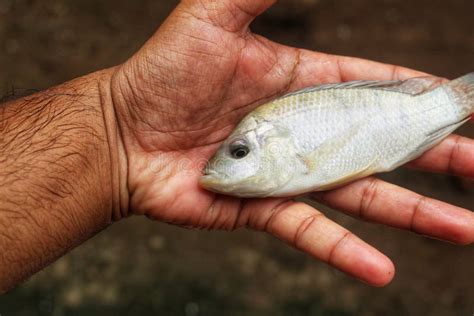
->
[199, 73, 474, 198]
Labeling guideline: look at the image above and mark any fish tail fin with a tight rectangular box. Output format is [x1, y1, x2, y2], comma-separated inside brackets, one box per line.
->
[445, 72, 474, 118]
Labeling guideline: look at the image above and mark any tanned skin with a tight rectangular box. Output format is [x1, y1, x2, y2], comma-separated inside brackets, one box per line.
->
[1, 0, 473, 292]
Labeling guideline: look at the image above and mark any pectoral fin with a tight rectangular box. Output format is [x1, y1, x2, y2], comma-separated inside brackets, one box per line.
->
[314, 157, 378, 191]
[298, 132, 356, 174]
[296, 123, 379, 191]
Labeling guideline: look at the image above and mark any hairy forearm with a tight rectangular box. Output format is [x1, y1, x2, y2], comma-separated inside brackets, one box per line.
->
[0, 69, 122, 291]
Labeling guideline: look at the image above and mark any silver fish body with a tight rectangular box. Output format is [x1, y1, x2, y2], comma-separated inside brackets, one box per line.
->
[200, 73, 474, 197]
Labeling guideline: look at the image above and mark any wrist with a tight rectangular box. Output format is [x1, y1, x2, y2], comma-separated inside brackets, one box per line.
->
[96, 67, 130, 220]
[109, 62, 154, 216]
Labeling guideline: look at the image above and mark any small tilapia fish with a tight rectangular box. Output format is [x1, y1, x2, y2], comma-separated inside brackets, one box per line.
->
[200, 73, 474, 197]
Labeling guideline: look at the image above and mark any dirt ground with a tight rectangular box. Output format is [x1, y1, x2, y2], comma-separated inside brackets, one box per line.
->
[0, 0, 473, 315]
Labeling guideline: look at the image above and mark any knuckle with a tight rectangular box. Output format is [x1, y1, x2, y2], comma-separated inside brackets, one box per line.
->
[293, 213, 324, 250]
[447, 134, 462, 174]
[327, 231, 353, 264]
[410, 195, 427, 232]
[255, 200, 293, 232]
[359, 177, 380, 219]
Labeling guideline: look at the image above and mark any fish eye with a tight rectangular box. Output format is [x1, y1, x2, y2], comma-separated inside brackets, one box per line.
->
[229, 141, 250, 159]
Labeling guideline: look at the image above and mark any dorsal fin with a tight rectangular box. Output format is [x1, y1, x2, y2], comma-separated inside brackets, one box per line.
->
[283, 76, 444, 98]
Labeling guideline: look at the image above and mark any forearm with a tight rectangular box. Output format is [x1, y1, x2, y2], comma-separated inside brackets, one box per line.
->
[0, 68, 124, 291]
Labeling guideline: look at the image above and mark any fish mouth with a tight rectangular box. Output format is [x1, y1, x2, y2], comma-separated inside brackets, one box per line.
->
[199, 167, 223, 190]
[202, 165, 217, 176]
[199, 174, 224, 192]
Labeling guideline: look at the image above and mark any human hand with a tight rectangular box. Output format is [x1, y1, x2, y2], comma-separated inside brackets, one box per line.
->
[109, 0, 474, 286]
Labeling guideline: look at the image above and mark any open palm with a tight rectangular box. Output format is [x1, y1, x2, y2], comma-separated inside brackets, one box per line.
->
[110, 0, 474, 286]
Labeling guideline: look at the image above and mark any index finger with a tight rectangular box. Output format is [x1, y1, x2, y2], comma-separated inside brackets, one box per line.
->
[289, 49, 428, 90]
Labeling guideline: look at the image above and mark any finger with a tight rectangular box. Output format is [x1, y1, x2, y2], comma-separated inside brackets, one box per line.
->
[329, 54, 432, 82]
[243, 199, 395, 287]
[289, 49, 431, 90]
[409, 134, 474, 178]
[312, 177, 474, 245]
[183, 0, 276, 33]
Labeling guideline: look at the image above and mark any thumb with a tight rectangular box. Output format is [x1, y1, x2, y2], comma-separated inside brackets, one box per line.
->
[182, 0, 276, 33]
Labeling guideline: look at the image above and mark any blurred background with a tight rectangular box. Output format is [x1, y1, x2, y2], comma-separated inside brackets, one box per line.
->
[0, 0, 473, 315]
